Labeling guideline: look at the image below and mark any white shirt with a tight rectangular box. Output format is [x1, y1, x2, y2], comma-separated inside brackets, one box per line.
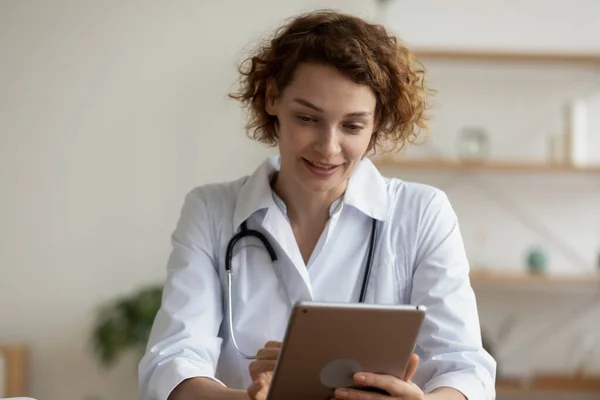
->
[138, 156, 497, 400]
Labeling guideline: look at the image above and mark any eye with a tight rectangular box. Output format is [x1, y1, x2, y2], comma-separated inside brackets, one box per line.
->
[344, 123, 364, 133]
[296, 115, 315, 123]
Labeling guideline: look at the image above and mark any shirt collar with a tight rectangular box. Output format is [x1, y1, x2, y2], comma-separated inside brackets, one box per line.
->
[232, 155, 389, 231]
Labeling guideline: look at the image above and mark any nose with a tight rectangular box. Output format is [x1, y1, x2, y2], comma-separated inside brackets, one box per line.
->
[314, 125, 341, 157]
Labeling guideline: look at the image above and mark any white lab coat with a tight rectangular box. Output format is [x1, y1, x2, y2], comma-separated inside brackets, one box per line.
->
[138, 155, 496, 400]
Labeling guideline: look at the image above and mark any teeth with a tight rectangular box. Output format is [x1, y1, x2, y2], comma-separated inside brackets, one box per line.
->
[310, 161, 335, 169]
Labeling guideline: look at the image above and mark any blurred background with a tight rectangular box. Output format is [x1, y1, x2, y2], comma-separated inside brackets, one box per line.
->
[1, 0, 599, 399]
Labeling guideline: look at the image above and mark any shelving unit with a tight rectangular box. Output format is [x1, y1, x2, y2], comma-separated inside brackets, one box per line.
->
[496, 374, 600, 397]
[470, 270, 600, 289]
[373, 157, 600, 174]
[412, 47, 600, 65]
[374, 45, 600, 397]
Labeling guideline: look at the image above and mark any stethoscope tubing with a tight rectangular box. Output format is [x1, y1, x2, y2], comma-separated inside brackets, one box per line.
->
[225, 218, 377, 360]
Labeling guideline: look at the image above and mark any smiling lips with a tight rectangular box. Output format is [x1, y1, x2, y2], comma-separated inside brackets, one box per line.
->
[302, 158, 342, 176]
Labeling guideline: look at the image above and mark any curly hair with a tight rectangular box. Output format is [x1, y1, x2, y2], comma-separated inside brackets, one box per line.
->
[229, 9, 432, 154]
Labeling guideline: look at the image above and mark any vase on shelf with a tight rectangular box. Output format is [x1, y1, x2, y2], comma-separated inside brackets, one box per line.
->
[457, 126, 490, 163]
[564, 99, 589, 167]
[526, 247, 548, 275]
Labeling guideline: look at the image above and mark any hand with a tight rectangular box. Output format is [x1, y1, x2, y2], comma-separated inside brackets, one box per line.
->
[331, 354, 424, 400]
[247, 341, 282, 400]
[249, 341, 281, 381]
[247, 370, 272, 400]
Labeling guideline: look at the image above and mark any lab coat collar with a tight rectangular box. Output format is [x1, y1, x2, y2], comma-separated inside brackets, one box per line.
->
[233, 156, 280, 232]
[233, 155, 389, 231]
[344, 156, 389, 222]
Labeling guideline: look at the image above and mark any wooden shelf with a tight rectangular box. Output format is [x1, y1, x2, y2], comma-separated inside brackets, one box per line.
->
[497, 374, 600, 395]
[470, 270, 600, 288]
[373, 157, 600, 173]
[413, 48, 600, 65]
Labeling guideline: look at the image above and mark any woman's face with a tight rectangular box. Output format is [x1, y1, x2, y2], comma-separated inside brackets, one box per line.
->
[266, 62, 377, 197]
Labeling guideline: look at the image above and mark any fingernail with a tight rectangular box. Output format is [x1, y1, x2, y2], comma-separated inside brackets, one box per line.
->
[336, 389, 348, 398]
[355, 374, 366, 381]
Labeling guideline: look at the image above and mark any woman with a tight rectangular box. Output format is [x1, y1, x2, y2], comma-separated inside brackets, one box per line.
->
[138, 9, 496, 400]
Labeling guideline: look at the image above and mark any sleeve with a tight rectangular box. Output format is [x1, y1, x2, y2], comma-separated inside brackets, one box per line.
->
[138, 188, 225, 400]
[409, 190, 497, 400]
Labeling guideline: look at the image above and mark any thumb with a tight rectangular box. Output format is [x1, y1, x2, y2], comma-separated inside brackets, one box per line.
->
[404, 354, 419, 381]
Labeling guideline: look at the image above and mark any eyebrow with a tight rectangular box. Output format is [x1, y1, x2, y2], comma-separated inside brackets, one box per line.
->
[293, 98, 372, 117]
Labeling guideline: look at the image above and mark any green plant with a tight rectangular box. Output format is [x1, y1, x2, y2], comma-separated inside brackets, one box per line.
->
[92, 285, 163, 366]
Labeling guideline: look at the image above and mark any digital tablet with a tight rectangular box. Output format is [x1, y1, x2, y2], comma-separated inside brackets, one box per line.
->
[266, 301, 427, 400]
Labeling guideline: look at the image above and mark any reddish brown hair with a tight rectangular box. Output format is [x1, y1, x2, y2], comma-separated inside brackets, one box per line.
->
[229, 9, 432, 153]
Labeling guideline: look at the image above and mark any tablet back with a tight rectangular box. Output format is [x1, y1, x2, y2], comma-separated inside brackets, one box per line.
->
[266, 301, 426, 400]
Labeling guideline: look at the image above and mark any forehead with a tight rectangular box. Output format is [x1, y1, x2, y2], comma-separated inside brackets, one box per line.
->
[281, 62, 376, 113]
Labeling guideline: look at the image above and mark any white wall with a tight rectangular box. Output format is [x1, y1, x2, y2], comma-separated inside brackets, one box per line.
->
[1, 1, 599, 400]
[383, 0, 600, 52]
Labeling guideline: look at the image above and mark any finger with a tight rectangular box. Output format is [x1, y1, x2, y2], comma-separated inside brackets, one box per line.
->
[257, 370, 273, 385]
[404, 354, 419, 381]
[247, 371, 273, 400]
[333, 387, 385, 400]
[256, 347, 280, 360]
[264, 340, 282, 348]
[249, 360, 277, 381]
[352, 372, 412, 396]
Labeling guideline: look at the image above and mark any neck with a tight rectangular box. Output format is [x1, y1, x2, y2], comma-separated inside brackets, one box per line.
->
[272, 173, 345, 227]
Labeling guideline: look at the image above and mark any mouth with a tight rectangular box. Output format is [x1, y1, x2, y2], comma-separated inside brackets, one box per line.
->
[302, 158, 343, 176]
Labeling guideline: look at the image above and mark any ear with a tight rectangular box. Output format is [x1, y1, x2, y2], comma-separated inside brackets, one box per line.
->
[265, 79, 279, 116]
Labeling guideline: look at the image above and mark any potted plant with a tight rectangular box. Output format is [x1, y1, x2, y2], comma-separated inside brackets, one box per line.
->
[91, 285, 163, 367]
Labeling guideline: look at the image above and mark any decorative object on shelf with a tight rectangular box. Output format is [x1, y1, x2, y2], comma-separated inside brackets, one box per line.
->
[456, 126, 490, 162]
[470, 229, 487, 270]
[91, 285, 162, 367]
[526, 247, 548, 274]
[573, 332, 597, 378]
[548, 133, 567, 165]
[564, 93, 600, 168]
[564, 99, 589, 167]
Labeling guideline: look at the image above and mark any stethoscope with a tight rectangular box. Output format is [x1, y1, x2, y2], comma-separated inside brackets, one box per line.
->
[224, 217, 378, 360]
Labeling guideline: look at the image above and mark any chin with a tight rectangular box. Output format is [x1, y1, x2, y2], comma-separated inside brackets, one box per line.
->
[297, 169, 347, 194]
[300, 180, 341, 193]
[285, 157, 352, 194]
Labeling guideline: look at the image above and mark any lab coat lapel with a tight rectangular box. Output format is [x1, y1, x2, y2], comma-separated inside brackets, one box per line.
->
[261, 205, 314, 301]
[232, 156, 314, 303]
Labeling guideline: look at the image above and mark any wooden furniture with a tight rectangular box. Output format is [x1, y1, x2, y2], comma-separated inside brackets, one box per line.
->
[413, 48, 600, 65]
[373, 157, 600, 174]
[497, 374, 600, 396]
[374, 47, 600, 174]
[0, 344, 29, 398]
[470, 270, 600, 289]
